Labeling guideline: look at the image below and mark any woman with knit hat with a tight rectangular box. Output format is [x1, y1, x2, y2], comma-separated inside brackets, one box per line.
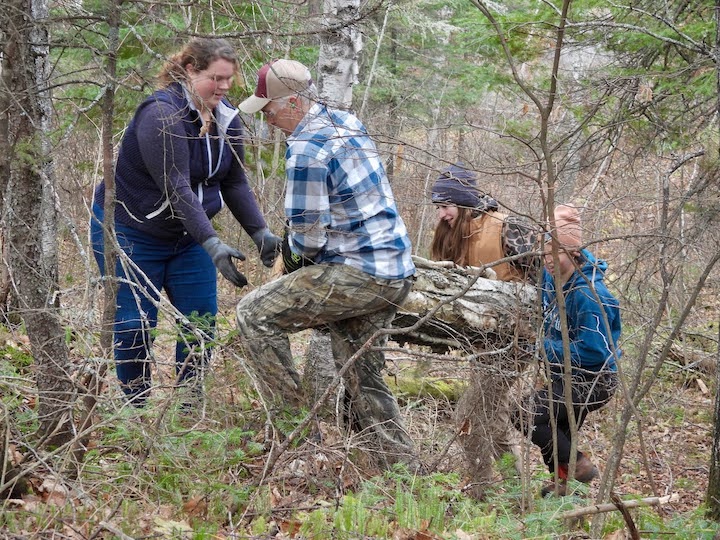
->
[429, 163, 538, 497]
[430, 163, 537, 281]
[513, 204, 621, 496]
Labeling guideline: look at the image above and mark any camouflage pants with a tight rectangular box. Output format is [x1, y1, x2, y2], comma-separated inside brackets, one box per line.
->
[236, 264, 416, 467]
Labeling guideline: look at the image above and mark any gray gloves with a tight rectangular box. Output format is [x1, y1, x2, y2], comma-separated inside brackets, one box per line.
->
[202, 237, 248, 287]
[203, 228, 280, 286]
[251, 228, 282, 267]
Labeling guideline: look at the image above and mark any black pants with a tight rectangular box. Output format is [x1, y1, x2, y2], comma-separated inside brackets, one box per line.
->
[513, 370, 617, 471]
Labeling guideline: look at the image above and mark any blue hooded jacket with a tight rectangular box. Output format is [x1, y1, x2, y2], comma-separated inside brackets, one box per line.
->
[542, 249, 621, 374]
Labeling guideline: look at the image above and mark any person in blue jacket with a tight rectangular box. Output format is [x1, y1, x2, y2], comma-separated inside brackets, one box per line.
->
[91, 38, 280, 405]
[513, 204, 621, 496]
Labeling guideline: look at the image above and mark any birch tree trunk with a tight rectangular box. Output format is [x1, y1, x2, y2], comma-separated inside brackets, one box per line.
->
[317, 0, 362, 109]
[2, 0, 74, 447]
[303, 0, 362, 416]
[303, 0, 363, 413]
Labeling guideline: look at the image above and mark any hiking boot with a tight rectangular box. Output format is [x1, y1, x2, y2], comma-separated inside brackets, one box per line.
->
[541, 464, 568, 497]
[574, 454, 599, 483]
[541, 455, 598, 497]
[540, 479, 567, 497]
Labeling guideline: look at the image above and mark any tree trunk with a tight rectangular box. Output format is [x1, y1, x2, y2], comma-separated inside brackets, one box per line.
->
[0, 16, 11, 320]
[707, 306, 720, 518]
[2, 0, 74, 447]
[706, 0, 720, 520]
[318, 0, 362, 109]
[69, 0, 121, 473]
[303, 0, 363, 415]
[0, 234, 11, 323]
[302, 328, 339, 420]
[393, 257, 537, 351]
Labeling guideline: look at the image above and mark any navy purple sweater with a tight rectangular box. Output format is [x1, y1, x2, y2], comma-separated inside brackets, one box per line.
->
[95, 83, 266, 246]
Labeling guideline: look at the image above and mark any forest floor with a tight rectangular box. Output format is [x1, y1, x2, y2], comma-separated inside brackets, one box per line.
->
[3, 310, 717, 539]
[224, 328, 716, 536]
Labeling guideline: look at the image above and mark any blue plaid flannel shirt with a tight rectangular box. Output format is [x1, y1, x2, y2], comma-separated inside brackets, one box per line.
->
[284, 103, 415, 280]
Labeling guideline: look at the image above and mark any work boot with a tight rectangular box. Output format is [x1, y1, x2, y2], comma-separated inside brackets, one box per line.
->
[540, 480, 567, 497]
[541, 463, 568, 497]
[541, 455, 598, 497]
[574, 453, 599, 483]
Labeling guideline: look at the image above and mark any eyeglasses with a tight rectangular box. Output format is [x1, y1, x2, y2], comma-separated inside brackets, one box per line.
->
[262, 97, 295, 118]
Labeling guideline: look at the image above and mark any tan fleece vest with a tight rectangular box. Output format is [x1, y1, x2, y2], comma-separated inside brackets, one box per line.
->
[467, 211, 523, 282]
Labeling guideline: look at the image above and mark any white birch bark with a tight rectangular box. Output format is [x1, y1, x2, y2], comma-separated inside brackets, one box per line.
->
[317, 0, 362, 109]
[304, 0, 363, 410]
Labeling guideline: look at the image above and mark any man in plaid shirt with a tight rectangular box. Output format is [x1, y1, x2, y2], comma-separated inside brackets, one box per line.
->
[236, 59, 418, 471]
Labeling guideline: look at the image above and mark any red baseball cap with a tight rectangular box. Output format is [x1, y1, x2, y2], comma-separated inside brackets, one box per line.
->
[239, 59, 313, 114]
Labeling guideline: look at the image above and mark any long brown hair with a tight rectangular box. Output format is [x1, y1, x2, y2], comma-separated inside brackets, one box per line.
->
[158, 38, 238, 87]
[430, 207, 477, 265]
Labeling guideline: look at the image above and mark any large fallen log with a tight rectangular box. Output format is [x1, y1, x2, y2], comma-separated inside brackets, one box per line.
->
[392, 256, 538, 352]
[301, 256, 538, 405]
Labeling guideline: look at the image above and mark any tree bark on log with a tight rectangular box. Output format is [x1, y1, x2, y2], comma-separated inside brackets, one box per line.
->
[392, 256, 537, 352]
[302, 256, 538, 382]
[301, 256, 538, 490]
[303, 256, 538, 396]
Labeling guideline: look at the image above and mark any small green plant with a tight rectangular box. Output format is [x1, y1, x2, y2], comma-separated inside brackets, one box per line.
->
[333, 492, 389, 538]
[271, 407, 311, 442]
[299, 508, 332, 538]
[250, 514, 270, 536]
[667, 405, 685, 426]
[675, 476, 697, 490]
[0, 340, 34, 373]
[190, 523, 219, 539]
[495, 450, 520, 478]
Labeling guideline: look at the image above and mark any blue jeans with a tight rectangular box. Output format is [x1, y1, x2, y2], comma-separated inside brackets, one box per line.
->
[91, 203, 217, 403]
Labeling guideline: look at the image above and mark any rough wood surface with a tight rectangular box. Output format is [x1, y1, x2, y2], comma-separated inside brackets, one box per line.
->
[668, 341, 715, 374]
[393, 256, 538, 351]
[557, 493, 680, 521]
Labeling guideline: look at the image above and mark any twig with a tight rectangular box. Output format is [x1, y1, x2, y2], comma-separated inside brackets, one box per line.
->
[411, 255, 496, 279]
[636, 416, 659, 497]
[99, 521, 135, 540]
[557, 493, 679, 521]
[611, 492, 640, 540]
